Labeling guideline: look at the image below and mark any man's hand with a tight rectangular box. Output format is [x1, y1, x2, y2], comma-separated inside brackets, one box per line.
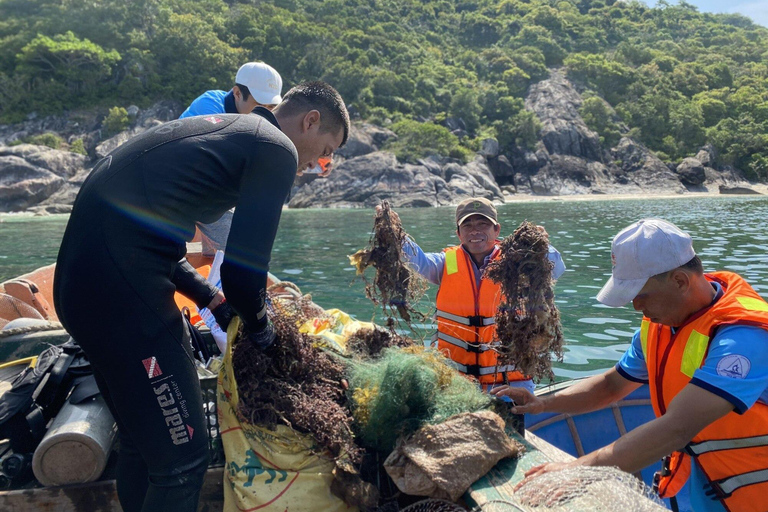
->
[490, 386, 546, 414]
[211, 300, 235, 331]
[245, 319, 276, 349]
[375, 204, 401, 224]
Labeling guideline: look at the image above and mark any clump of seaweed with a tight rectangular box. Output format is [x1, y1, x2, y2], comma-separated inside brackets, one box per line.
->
[232, 312, 377, 508]
[347, 324, 415, 358]
[349, 201, 428, 323]
[484, 221, 564, 382]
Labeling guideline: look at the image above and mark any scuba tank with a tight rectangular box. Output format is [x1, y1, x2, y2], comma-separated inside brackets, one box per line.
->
[32, 394, 116, 486]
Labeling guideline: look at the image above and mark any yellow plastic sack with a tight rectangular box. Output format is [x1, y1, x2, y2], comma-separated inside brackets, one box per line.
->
[218, 316, 358, 512]
[298, 308, 375, 354]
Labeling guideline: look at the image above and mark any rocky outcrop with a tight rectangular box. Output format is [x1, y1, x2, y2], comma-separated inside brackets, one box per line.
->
[676, 157, 706, 187]
[0, 145, 88, 212]
[95, 101, 179, 159]
[288, 152, 502, 208]
[335, 123, 396, 159]
[610, 138, 686, 194]
[525, 71, 603, 162]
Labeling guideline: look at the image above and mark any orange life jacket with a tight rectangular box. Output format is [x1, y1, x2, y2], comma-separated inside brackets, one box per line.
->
[642, 271, 768, 511]
[173, 264, 211, 325]
[434, 245, 528, 385]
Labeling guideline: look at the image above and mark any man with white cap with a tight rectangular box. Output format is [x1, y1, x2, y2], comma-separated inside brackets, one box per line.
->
[383, 198, 565, 428]
[493, 218, 768, 511]
[180, 61, 283, 118]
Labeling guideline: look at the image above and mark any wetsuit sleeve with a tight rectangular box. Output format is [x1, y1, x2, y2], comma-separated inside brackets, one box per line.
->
[220, 144, 297, 330]
[171, 258, 219, 309]
[616, 329, 649, 383]
[690, 325, 768, 414]
[402, 237, 445, 285]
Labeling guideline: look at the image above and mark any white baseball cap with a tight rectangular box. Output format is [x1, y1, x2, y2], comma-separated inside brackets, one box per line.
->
[596, 219, 696, 307]
[235, 62, 283, 105]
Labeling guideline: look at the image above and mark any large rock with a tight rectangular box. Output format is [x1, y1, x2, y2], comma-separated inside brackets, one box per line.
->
[288, 151, 502, 208]
[525, 71, 603, 162]
[0, 156, 65, 211]
[95, 101, 180, 159]
[335, 123, 396, 159]
[611, 138, 686, 194]
[529, 155, 612, 195]
[487, 155, 514, 185]
[676, 157, 706, 187]
[0, 144, 87, 179]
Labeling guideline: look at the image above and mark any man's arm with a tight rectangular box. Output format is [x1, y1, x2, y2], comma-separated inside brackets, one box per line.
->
[220, 144, 297, 330]
[548, 245, 566, 280]
[402, 237, 445, 285]
[171, 258, 221, 309]
[493, 366, 642, 415]
[573, 383, 734, 474]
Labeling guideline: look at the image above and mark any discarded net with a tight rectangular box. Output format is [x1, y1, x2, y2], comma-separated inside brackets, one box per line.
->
[512, 466, 667, 511]
[349, 200, 428, 323]
[348, 346, 492, 453]
[485, 222, 564, 382]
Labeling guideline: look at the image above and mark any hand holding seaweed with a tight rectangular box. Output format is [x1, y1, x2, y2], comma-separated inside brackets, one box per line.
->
[349, 201, 428, 323]
[485, 221, 564, 382]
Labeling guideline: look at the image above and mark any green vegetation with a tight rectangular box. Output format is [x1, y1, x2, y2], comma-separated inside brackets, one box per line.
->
[103, 106, 130, 136]
[11, 132, 64, 149]
[69, 138, 87, 155]
[0, 0, 766, 171]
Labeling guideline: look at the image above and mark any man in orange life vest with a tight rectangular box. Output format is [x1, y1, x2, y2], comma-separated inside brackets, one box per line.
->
[493, 218, 768, 512]
[393, 197, 565, 396]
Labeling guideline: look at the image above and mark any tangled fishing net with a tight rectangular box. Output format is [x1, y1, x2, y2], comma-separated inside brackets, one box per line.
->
[348, 346, 493, 453]
[349, 201, 428, 323]
[511, 466, 667, 511]
[485, 222, 564, 382]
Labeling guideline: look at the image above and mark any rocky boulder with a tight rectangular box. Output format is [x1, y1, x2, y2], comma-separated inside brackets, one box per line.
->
[676, 157, 707, 187]
[288, 151, 503, 208]
[0, 144, 87, 179]
[0, 155, 65, 211]
[611, 138, 686, 194]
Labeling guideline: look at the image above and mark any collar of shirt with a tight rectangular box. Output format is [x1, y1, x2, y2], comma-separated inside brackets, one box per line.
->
[251, 106, 282, 130]
[223, 90, 238, 114]
[462, 245, 500, 286]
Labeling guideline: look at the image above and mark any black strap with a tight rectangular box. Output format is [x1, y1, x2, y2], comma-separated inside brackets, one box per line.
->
[34, 344, 77, 410]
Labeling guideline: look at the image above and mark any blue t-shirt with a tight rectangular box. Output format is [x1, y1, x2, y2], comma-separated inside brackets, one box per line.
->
[179, 90, 237, 118]
[616, 286, 768, 512]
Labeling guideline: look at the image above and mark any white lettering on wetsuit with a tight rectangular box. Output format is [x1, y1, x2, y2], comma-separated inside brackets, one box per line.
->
[154, 383, 189, 445]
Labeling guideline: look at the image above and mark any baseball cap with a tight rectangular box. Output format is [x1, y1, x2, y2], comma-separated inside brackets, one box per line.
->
[596, 219, 696, 307]
[455, 197, 498, 226]
[235, 62, 283, 105]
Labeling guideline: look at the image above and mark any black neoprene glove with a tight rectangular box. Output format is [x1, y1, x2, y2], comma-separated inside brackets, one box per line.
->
[211, 301, 236, 331]
[244, 319, 276, 350]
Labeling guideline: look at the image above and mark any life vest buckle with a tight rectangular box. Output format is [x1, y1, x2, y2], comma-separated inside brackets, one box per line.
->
[467, 315, 484, 327]
[463, 364, 481, 377]
[652, 455, 672, 495]
[705, 480, 732, 500]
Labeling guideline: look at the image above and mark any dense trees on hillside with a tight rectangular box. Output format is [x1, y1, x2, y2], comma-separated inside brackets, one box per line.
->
[1, 0, 767, 178]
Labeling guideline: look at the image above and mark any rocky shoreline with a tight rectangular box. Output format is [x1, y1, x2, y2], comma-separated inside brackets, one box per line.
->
[0, 71, 761, 214]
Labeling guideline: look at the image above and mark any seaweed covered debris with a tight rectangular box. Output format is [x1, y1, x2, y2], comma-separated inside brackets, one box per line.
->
[484, 221, 564, 382]
[347, 323, 415, 358]
[231, 312, 376, 507]
[349, 201, 428, 323]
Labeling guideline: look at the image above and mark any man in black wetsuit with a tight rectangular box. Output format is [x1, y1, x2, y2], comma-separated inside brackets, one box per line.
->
[53, 81, 349, 512]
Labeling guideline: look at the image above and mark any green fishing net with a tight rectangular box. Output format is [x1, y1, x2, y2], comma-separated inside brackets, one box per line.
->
[347, 346, 493, 452]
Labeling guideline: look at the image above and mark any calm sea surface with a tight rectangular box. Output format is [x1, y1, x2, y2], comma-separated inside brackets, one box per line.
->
[2, 197, 767, 381]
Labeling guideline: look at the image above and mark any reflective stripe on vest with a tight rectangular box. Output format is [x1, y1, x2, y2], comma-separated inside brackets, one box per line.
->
[451, 361, 518, 376]
[714, 468, 768, 497]
[687, 434, 768, 456]
[445, 249, 459, 275]
[639, 320, 709, 378]
[435, 331, 499, 352]
[436, 309, 495, 326]
[737, 297, 768, 312]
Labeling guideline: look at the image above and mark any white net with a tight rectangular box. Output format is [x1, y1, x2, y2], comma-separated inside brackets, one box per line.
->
[506, 466, 667, 512]
[400, 499, 468, 512]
